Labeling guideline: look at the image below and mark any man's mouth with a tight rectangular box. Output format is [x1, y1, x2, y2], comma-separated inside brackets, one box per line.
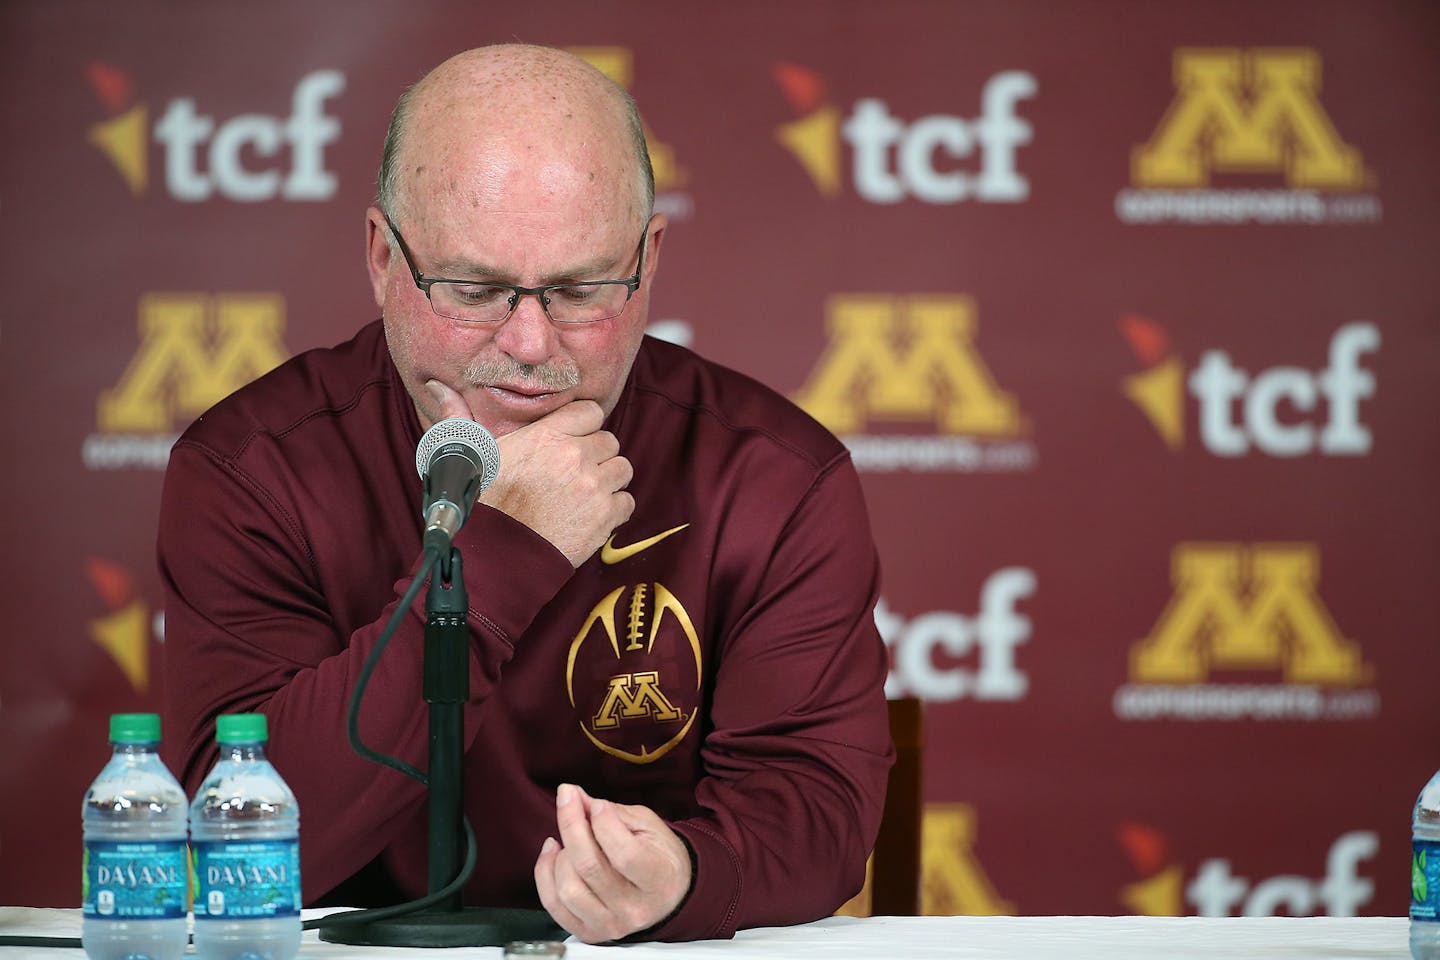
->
[485, 383, 561, 400]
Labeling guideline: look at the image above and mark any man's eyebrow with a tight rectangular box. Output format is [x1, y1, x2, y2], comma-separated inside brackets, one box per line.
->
[430, 249, 625, 284]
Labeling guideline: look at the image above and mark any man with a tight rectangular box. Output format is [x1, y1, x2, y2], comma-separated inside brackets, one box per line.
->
[160, 44, 891, 943]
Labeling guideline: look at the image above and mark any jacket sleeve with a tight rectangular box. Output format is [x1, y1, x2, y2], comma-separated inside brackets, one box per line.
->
[158, 436, 574, 902]
[653, 453, 894, 940]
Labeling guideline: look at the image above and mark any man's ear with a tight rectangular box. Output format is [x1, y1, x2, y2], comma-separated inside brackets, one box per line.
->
[642, 213, 668, 284]
[364, 206, 392, 310]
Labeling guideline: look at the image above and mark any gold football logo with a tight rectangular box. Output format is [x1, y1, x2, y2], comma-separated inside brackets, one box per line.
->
[567, 582, 702, 764]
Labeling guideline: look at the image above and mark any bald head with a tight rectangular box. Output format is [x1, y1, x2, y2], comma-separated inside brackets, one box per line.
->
[377, 45, 654, 226]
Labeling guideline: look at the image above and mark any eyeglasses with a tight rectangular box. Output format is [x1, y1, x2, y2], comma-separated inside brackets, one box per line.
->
[384, 214, 647, 324]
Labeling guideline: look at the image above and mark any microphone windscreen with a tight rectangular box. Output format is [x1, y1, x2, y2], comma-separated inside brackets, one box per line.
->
[415, 417, 501, 493]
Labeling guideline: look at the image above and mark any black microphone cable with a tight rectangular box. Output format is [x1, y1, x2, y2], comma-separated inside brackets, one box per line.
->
[304, 541, 482, 933]
[305, 419, 501, 933]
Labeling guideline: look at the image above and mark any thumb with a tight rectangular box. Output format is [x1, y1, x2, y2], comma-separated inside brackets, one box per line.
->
[424, 379, 475, 422]
[539, 399, 605, 437]
[606, 799, 666, 834]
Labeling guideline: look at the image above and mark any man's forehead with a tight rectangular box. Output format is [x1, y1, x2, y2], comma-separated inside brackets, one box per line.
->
[411, 200, 642, 282]
[408, 146, 636, 224]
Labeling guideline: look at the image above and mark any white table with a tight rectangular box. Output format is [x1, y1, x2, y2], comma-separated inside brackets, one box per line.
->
[0, 908, 1412, 959]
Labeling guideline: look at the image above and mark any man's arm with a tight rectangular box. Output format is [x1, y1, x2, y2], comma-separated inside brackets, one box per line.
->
[661, 453, 893, 938]
[158, 434, 575, 901]
[161, 390, 634, 901]
[534, 453, 893, 942]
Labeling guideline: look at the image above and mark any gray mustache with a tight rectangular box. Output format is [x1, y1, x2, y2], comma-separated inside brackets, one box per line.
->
[463, 356, 581, 392]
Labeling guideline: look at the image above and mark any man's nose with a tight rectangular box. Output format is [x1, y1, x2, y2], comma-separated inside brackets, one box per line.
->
[494, 291, 559, 365]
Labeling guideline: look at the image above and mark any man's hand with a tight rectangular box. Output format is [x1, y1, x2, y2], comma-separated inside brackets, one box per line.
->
[534, 783, 692, 943]
[425, 381, 633, 566]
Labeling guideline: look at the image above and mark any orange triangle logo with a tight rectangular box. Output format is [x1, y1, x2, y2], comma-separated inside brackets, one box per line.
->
[1119, 316, 1184, 450]
[89, 599, 150, 693]
[88, 103, 148, 196]
[776, 105, 841, 196]
[773, 64, 841, 196]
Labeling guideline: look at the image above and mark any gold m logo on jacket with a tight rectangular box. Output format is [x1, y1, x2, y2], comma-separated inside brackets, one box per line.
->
[1130, 543, 1369, 685]
[98, 293, 288, 432]
[592, 672, 684, 729]
[568, 582, 702, 764]
[792, 295, 1025, 436]
[1132, 48, 1367, 190]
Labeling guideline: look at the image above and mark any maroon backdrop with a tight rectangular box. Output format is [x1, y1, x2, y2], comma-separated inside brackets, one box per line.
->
[3, 0, 1438, 918]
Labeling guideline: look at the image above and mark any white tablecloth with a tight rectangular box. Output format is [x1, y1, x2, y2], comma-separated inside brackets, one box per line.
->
[0, 908, 1412, 959]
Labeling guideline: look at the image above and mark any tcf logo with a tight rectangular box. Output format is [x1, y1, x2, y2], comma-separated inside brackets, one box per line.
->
[773, 63, 1036, 204]
[879, 568, 1036, 703]
[1119, 822, 1378, 917]
[1120, 316, 1379, 457]
[85, 60, 344, 202]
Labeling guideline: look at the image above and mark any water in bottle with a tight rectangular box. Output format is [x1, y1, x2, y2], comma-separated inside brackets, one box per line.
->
[81, 712, 189, 960]
[1413, 768, 1440, 959]
[190, 713, 301, 960]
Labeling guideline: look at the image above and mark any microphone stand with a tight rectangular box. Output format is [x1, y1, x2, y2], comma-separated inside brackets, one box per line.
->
[320, 547, 564, 947]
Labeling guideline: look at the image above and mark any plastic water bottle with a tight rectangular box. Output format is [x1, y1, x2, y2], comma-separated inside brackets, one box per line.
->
[190, 713, 301, 960]
[81, 713, 189, 960]
[1415, 770, 1440, 958]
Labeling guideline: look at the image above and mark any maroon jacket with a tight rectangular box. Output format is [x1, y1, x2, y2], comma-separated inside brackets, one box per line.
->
[159, 320, 892, 941]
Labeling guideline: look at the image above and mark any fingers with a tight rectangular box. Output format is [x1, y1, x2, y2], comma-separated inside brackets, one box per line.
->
[538, 834, 614, 939]
[589, 799, 689, 901]
[548, 436, 629, 509]
[610, 457, 634, 490]
[533, 836, 564, 916]
[534, 785, 692, 943]
[612, 490, 636, 529]
[554, 785, 631, 902]
[587, 798, 650, 884]
[535, 834, 596, 944]
[481, 402, 632, 567]
[571, 428, 622, 469]
[541, 784, 643, 943]
[589, 427, 620, 464]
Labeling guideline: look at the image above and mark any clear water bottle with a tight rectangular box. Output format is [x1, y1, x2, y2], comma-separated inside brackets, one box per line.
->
[81, 713, 189, 960]
[1413, 769, 1440, 959]
[190, 713, 301, 960]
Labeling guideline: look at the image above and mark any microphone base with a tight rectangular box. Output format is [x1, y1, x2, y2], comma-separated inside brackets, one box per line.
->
[318, 906, 564, 948]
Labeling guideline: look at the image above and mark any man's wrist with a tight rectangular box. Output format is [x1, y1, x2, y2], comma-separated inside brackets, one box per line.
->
[617, 831, 696, 944]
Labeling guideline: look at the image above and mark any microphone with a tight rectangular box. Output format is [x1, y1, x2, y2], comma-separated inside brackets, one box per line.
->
[414, 417, 501, 555]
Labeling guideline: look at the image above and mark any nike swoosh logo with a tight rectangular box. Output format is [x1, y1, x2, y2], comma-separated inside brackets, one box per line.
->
[600, 523, 690, 565]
